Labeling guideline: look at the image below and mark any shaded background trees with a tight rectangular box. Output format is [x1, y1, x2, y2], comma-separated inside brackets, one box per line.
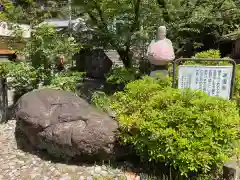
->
[1, 0, 240, 68]
[73, 0, 240, 68]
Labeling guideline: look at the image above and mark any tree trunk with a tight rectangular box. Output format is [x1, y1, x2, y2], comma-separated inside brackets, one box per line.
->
[117, 49, 133, 69]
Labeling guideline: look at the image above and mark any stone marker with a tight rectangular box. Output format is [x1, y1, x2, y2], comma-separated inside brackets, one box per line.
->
[75, 48, 113, 79]
[223, 161, 240, 180]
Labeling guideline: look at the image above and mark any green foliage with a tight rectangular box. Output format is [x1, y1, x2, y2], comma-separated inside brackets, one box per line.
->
[0, 0, 22, 22]
[232, 65, 240, 114]
[5, 61, 84, 97]
[4, 21, 81, 95]
[183, 49, 230, 66]
[4, 0, 240, 68]
[21, 24, 79, 69]
[233, 140, 240, 166]
[74, 0, 146, 68]
[112, 77, 240, 177]
[41, 71, 85, 92]
[91, 91, 111, 112]
[234, 65, 240, 99]
[7, 62, 42, 93]
[106, 66, 139, 85]
[165, 0, 240, 55]
[0, 0, 66, 24]
[0, 63, 10, 78]
[193, 50, 221, 59]
[73, 0, 240, 67]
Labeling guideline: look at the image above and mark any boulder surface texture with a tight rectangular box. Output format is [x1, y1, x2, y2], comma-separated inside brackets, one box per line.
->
[15, 88, 118, 161]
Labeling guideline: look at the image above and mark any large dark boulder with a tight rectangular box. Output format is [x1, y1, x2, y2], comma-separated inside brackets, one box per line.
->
[15, 88, 119, 161]
[75, 48, 113, 79]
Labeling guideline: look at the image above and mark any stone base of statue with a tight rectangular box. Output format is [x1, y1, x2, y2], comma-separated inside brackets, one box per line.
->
[150, 70, 168, 77]
[149, 64, 169, 77]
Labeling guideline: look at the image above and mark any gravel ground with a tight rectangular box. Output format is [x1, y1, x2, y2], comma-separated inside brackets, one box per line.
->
[0, 120, 142, 180]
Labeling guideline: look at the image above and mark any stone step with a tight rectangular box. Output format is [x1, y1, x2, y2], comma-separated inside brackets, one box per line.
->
[223, 160, 240, 180]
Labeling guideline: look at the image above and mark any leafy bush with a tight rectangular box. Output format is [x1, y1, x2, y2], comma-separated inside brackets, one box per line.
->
[41, 71, 85, 92]
[106, 66, 139, 85]
[6, 62, 84, 102]
[234, 65, 240, 99]
[21, 24, 79, 69]
[232, 65, 240, 115]
[193, 50, 221, 59]
[183, 49, 230, 66]
[0, 63, 10, 78]
[7, 62, 41, 93]
[111, 77, 240, 177]
[91, 91, 111, 112]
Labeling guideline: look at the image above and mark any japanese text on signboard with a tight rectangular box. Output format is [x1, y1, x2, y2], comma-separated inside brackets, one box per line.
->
[178, 66, 233, 99]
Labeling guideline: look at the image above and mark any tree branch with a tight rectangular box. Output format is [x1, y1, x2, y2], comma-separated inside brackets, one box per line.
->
[124, 0, 141, 50]
[92, 0, 107, 28]
[87, 0, 120, 49]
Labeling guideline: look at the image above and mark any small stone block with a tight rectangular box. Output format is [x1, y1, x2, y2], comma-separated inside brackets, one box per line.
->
[223, 161, 240, 180]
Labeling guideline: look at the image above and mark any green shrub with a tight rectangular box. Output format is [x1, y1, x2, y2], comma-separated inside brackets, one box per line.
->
[233, 65, 240, 98]
[6, 62, 85, 98]
[106, 65, 139, 85]
[182, 49, 230, 65]
[193, 50, 221, 59]
[22, 24, 79, 69]
[7, 62, 41, 93]
[0, 63, 10, 78]
[91, 91, 111, 112]
[232, 65, 240, 115]
[41, 71, 85, 92]
[111, 77, 240, 177]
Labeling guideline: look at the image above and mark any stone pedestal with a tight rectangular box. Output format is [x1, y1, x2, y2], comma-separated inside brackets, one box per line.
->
[150, 70, 168, 77]
[223, 161, 240, 180]
[75, 48, 113, 79]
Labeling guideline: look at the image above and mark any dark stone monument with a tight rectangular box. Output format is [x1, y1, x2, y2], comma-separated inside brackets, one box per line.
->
[75, 48, 113, 79]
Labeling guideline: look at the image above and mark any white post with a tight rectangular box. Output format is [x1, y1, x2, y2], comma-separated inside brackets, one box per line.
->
[68, 0, 74, 66]
[68, 0, 72, 33]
